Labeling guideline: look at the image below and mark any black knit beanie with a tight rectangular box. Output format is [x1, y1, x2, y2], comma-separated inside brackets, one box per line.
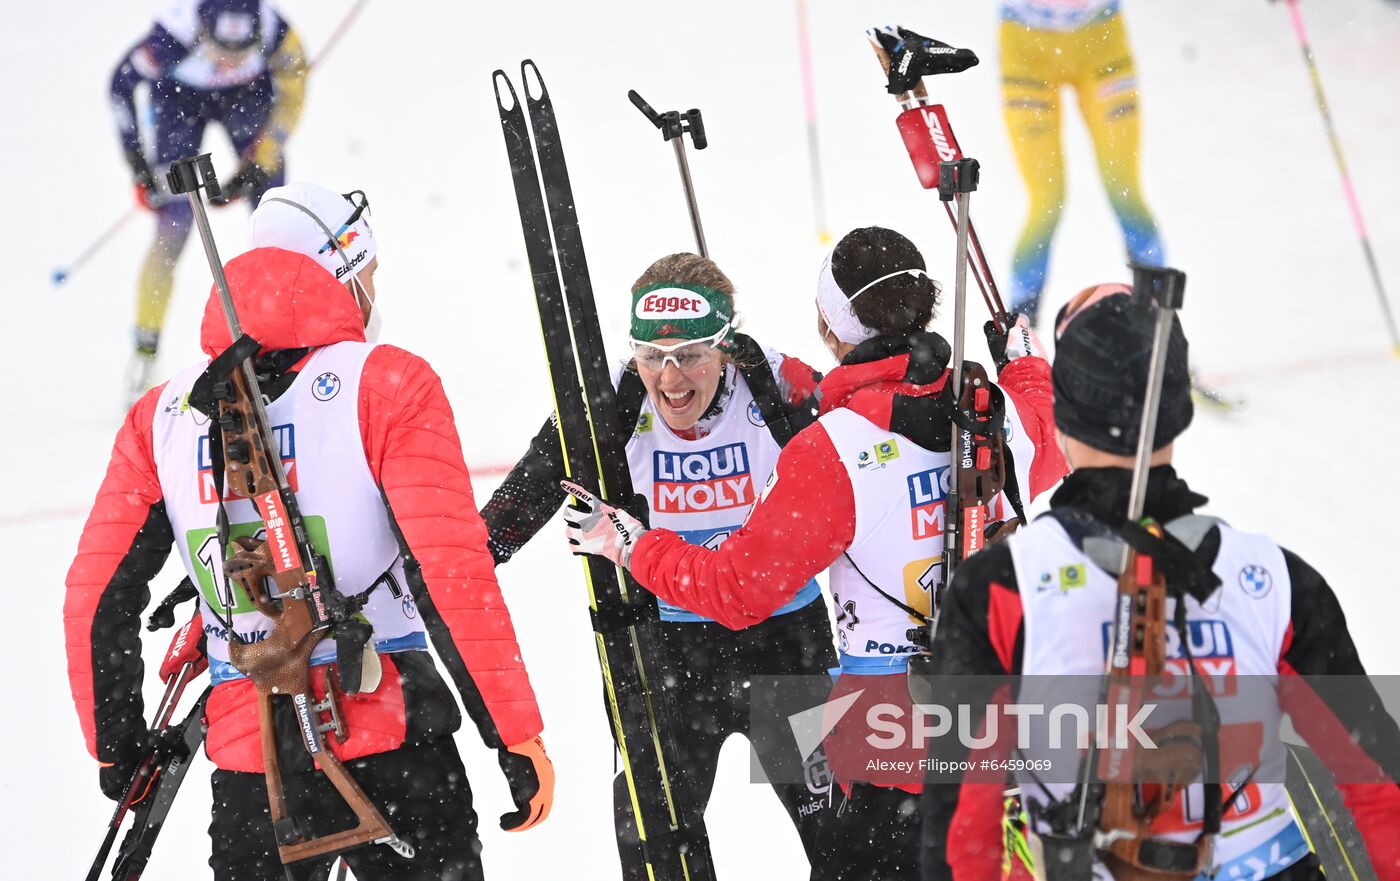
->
[1052, 293, 1192, 455]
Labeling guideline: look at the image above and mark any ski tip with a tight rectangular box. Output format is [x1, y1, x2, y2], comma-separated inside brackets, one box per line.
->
[492, 69, 519, 112]
[521, 59, 548, 102]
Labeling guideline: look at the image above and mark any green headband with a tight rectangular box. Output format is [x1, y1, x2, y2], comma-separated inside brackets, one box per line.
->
[630, 282, 736, 345]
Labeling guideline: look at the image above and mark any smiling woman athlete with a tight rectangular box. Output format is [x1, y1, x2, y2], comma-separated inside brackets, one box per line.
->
[480, 252, 839, 880]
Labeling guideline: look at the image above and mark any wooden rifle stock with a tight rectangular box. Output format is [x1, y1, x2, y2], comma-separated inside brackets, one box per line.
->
[164, 153, 411, 865]
[1096, 531, 1209, 881]
[212, 345, 411, 864]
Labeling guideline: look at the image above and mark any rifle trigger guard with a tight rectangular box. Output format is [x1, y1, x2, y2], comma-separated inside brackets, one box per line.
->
[316, 667, 350, 744]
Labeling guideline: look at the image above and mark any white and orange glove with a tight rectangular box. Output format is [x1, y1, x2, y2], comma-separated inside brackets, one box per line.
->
[984, 313, 1046, 372]
[498, 735, 554, 832]
[560, 481, 649, 570]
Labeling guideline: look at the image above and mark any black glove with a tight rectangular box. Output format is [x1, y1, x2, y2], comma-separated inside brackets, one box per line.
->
[209, 161, 273, 206]
[621, 491, 651, 529]
[98, 725, 192, 802]
[98, 730, 148, 802]
[874, 26, 980, 94]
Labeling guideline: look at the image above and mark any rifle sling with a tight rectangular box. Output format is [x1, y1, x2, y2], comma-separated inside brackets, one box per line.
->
[844, 552, 929, 626]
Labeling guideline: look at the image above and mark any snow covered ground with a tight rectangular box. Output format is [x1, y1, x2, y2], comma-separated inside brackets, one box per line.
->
[3, 1, 1398, 878]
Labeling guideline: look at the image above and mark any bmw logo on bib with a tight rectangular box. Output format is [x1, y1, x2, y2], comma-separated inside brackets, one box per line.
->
[1238, 564, 1273, 599]
[748, 400, 766, 427]
[313, 372, 341, 401]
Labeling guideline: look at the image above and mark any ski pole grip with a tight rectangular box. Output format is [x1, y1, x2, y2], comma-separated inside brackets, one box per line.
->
[684, 109, 707, 150]
[1130, 264, 1187, 310]
[166, 154, 222, 200]
[628, 89, 663, 127]
[937, 158, 980, 202]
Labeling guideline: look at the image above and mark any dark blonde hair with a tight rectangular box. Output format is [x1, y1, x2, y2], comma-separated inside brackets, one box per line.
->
[629, 253, 757, 368]
[630, 252, 737, 300]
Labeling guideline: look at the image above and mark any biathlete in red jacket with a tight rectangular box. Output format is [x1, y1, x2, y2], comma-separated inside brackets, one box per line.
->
[481, 252, 839, 879]
[64, 183, 552, 881]
[561, 227, 1068, 880]
[918, 285, 1400, 881]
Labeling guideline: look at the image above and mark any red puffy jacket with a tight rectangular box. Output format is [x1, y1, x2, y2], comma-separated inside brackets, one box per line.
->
[64, 247, 543, 773]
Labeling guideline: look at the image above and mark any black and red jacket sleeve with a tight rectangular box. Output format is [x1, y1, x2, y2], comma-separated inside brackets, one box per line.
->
[479, 413, 568, 567]
[360, 345, 543, 750]
[1276, 548, 1400, 880]
[920, 544, 1025, 881]
[64, 386, 174, 764]
[996, 354, 1067, 501]
[629, 421, 855, 630]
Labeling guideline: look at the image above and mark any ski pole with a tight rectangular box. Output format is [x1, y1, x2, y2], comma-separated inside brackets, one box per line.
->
[628, 90, 709, 258]
[794, 0, 830, 245]
[84, 655, 204, 881]
[1283, 0, 1398, 351]
[308, 0, 373, 71]
[51, 205, 139, 287]
[866, 32, 1011, 333]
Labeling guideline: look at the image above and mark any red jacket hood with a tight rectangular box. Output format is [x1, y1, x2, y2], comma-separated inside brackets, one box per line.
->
[200, 247, 366, 358]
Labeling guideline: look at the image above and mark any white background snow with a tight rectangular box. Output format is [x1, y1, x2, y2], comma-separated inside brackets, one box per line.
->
[2, 1, 1398, 878]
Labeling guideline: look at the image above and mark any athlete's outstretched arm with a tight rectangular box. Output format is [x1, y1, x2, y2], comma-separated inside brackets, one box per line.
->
[629, 422, 855, 630]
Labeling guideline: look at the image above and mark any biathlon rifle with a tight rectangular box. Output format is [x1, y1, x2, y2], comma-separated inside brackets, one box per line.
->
[165, 154, 412, 865]
[1031, 266, 1225, 881]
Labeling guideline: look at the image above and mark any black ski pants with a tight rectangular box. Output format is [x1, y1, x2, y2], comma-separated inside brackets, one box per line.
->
[613, 596, 839, 880]
[208, 737, 483, 881]
[827, 783, 922, 880]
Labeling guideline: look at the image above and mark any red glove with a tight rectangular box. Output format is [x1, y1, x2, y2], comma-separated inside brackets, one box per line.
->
[133, 182, 156, 211]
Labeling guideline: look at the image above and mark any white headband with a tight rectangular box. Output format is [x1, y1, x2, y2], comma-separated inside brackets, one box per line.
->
[816, 254, 930, 346]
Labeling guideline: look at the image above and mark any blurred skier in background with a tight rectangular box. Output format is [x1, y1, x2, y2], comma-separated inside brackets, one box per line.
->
[999, 0, 1165, 325]
[111, 0, 307, 403]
